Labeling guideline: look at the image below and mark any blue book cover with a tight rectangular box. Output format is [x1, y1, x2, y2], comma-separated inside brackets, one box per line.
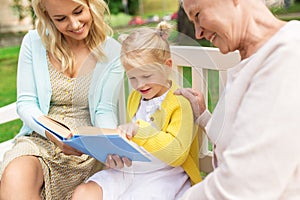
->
[33, 116, 151, 163]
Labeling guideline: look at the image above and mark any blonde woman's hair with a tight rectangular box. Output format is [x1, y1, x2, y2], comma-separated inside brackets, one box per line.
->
[31, 0, 113, 72]
[119, 21, 172, 72]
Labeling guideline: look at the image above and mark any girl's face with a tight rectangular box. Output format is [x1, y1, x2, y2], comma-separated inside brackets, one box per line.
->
[44, 0, 92, 44]
[125, 61, 171, 100]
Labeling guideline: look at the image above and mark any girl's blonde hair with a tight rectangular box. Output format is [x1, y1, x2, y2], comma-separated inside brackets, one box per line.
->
[119, 21, 172, 71]
[32, 0, 112, 72]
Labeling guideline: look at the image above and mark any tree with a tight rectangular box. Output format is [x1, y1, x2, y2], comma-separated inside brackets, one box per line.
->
[177, 4, 195, 40]
[105, 0, 139, 15]
[176, 4, 210, 46]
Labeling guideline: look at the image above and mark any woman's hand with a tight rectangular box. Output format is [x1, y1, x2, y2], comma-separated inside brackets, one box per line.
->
[45, 130, 83, 156]
[105, 154, 132, 169]
[174, 88, 206, 120]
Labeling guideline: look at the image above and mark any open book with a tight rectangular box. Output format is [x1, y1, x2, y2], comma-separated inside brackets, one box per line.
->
[33, 115, 151, 163]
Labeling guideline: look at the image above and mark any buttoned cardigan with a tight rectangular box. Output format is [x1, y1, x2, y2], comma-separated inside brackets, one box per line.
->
[127, 82, 202, 185]
[16, 30, 124, 138]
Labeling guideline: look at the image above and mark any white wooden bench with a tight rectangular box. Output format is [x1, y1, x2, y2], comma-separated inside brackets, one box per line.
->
[0, 45, 240, 174]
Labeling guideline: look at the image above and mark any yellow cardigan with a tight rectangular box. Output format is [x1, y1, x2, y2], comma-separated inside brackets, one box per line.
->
[127, 82, 202, 185]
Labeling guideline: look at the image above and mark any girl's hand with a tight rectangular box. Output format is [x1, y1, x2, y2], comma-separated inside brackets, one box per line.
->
[45, 130, 83, 156]
[118, 122, 139, 139]
[104, 122, 138, 169]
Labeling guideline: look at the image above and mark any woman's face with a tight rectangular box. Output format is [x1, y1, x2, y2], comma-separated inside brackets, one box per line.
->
[183, 0, 241, 54]
[44, 0, 92, 43]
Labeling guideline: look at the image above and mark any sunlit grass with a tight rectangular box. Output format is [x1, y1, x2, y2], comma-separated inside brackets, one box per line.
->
[0, 46, 22, 142]
[0, 46, 19, 107]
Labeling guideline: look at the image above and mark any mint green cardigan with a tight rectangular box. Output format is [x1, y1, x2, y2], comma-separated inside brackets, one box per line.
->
[16, 30, 124, 138]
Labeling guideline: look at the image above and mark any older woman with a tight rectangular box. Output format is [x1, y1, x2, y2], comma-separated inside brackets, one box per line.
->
[176, 0, 300, 199]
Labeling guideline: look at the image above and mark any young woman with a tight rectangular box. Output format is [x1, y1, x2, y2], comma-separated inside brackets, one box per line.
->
[0, 0, 123, 199]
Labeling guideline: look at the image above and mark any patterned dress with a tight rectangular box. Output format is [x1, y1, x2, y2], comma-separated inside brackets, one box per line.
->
[0, 55, 103, 199]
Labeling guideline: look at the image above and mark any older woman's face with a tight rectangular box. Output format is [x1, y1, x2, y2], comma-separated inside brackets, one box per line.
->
[44, 0, 92, 43]
[183, 0, 240, 54]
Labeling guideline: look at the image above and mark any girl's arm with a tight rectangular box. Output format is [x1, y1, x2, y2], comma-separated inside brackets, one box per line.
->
[132, 95, 195, 167]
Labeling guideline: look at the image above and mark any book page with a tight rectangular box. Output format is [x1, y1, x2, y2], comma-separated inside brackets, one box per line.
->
[73, 126, 119, 136]
[37, 115, 72, 139]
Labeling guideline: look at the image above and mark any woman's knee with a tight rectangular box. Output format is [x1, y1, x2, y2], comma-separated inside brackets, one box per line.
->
[1, 156, 44, 189]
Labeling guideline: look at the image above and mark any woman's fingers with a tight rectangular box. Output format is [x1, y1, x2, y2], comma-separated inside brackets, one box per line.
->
[122, 157, 132, 167]
[174, 88, 204, 119]
[105, 154, 130, 169]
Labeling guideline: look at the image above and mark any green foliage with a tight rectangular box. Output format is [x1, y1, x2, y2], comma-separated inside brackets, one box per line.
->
[0, 46, 19, 107]
[281, 16, 300, 20]
[105, 0, 139, 15]
[181, 67, 219, 113]
[105, 0, 123, 14]
[271, 1, 300, 14]
[0, 120, 22, 143]
[105, 0, 178, 16]
[107, 13, 132, 28]
[207, 70, 219, 112]
[142, 0, 178, 16]
[127, 0, 140, 15]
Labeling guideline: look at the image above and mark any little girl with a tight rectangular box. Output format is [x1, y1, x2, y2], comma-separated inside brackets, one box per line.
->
[72, 21, 201, 200]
